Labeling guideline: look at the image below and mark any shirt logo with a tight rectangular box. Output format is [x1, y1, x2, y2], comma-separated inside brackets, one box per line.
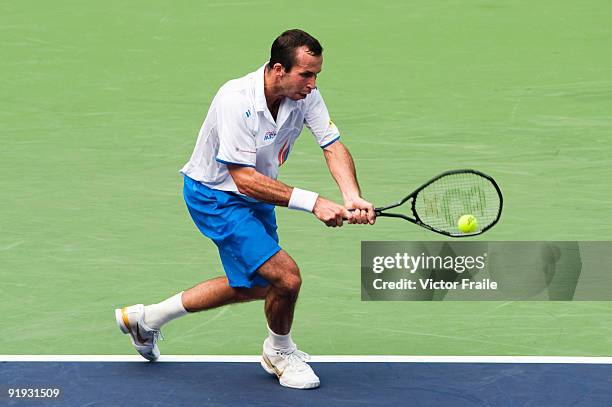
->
[264, 130, 277, 141]
[245, 109, 252, 118]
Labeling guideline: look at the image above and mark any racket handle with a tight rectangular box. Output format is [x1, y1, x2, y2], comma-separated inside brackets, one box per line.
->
[345, 208, 382, 220]
[347, 208, 382, 214]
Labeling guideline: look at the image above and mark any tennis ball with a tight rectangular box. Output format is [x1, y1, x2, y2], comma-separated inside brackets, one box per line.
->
[457, 214, 478, 233]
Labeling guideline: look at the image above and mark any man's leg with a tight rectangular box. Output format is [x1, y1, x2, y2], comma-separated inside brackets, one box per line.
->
[255, 250, 319, 389]
[144, 276, 269, 329]
[114, 276, 268, 361]
[256, 250, 301, 335]
[145, 249, 297, 333]
[182, 276, 268, 311]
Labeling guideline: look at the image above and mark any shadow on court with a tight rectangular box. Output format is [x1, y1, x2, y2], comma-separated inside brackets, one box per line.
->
[1, 362, 611, 406]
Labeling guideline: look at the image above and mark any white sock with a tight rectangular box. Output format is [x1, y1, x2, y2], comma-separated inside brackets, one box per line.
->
[144, 292, 187, 330]
[267, 325, 295, 350]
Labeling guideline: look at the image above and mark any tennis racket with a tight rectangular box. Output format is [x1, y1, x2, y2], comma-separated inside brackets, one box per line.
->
[364, 169, 503, 237]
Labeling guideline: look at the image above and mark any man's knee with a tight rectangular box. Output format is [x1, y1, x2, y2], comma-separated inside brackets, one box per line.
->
[277, 267, 302, 296]
[258, 250, 302, 295]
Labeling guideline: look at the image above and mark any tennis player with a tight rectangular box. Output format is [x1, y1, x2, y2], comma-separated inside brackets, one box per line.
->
[115, 29, 375, 389]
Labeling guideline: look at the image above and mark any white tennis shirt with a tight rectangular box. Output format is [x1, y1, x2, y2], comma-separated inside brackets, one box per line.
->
[180, 64, 340, 193]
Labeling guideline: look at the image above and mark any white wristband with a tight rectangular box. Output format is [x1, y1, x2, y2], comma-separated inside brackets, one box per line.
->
[288, 188, 319, 213]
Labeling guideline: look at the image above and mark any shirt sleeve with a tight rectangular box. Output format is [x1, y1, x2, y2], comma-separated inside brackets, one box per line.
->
[215, 93, 257, 167]
[303, 89, 341, 148]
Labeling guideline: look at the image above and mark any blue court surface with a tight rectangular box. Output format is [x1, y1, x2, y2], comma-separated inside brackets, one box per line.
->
[1, 356, 611, 406]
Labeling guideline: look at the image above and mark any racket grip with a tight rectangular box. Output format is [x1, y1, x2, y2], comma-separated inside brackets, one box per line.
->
[344, 208, 381, 220]
[347, 208, 382, 214]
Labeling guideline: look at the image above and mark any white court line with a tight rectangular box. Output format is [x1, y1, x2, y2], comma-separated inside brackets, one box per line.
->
[1, 355, 612, 364]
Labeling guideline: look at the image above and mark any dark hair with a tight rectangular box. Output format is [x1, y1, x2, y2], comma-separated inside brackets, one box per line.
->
[267, 29, 323, 72]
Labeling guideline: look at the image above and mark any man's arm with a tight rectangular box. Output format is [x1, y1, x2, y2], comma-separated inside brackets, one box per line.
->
[227, 165, 351, 227]
[322, 141, 375, 225]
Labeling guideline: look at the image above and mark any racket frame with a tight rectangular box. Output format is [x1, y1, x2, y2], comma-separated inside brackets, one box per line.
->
[374, 169, 503, 237]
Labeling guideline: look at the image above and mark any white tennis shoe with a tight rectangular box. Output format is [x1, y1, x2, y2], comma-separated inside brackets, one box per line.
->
[114, 304, 163, 361]
[261, 338, 320, 389]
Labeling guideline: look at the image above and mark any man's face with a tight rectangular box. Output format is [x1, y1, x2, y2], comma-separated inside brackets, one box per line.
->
[280, 46, 322, 100]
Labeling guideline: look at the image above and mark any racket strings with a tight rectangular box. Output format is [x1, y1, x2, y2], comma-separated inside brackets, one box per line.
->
[414, 173, 501, 235]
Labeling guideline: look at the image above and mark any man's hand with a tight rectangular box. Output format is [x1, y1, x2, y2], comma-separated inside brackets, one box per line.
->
[344, 197, 376, 225]
[313, 197, 351, 227]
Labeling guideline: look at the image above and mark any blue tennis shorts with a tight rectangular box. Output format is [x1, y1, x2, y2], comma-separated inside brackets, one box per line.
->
[183, 175, 281, 288]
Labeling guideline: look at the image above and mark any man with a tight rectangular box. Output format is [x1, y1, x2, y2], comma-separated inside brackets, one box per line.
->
[115, 29, 375, 390]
